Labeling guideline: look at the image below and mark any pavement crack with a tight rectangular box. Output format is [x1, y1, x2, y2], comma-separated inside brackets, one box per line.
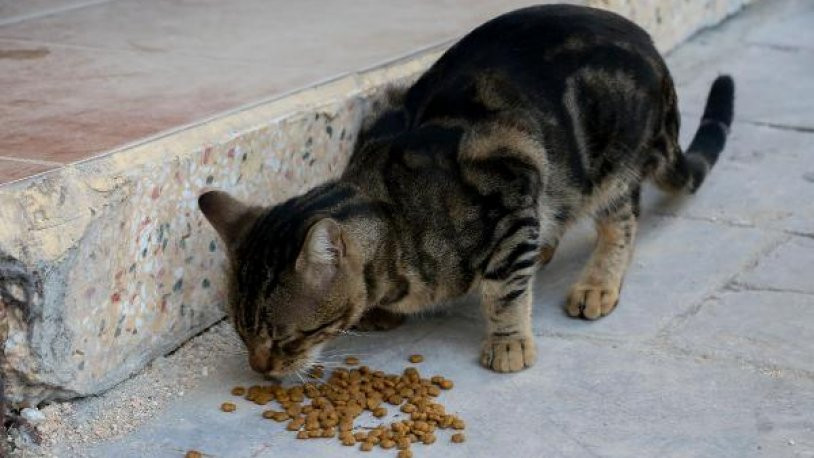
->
[651, 212, 813, 241]
[533, 330, 624, 346]
[742, 120, 814, 134]
[732, 234, 793, 276]
[646, 340, 814, 384]
[0, 0, 115, 27]
[746, 41, 814, 54]
[727, 281, 814, 297]
[655, 235, 791, 338]
[654, 292, 721, 339]
[650, 211, 757, 229]
[680, 112, 814, 135]
[782, 229, 814, 240]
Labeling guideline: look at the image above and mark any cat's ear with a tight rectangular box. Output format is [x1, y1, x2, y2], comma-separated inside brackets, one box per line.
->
[299, 218, 345, 265]
[198, 190, 259, 248]
[296, 219, 344, 288]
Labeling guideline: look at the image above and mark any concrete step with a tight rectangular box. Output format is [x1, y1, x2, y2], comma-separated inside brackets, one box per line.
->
[1, 0, 754, 413]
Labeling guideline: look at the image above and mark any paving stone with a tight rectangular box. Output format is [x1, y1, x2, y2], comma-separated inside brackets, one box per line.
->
[79, 319, 814, 457]
[675, 40, 814, 128]
[641, 122, 814, 237]
[665, 0, 814, 128]
[528, 215, 777, 340]
[666, 289, 814, 373]
[746, 1, 814, 52]
[735, 236, 814, 294]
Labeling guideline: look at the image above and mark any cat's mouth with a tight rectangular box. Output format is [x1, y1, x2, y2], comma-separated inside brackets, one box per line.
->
[248, 315, 354, 377]
[257, 356, 308, 379]
[259, 343, 327, 379]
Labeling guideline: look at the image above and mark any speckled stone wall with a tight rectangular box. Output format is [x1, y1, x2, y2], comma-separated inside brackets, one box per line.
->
[0, 53, 441, 407]
[586, 0, 752, 52]
[0, 0, 754, 407]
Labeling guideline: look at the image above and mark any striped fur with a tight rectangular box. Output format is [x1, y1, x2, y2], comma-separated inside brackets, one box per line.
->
[199, 4, 734, 375]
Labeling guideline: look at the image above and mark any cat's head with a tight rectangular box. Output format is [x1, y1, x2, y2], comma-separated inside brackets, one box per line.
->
[198, 188, 368, 377]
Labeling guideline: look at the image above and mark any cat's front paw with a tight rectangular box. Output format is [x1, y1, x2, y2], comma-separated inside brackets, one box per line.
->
[566, 282, 620, 320]
[480, 335, 536, 373]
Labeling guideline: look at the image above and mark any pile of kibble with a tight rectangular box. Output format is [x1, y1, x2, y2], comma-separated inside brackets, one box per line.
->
[186, 355, 465, 458]
[186, 354, 464, 458]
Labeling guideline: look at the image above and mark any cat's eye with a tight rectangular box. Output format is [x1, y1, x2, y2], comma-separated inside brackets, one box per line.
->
[299, 324, 323, 334]
[281, 340, 300, 353]
[299, 320, 335, 336]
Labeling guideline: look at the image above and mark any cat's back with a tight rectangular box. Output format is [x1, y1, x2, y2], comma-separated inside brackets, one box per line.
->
[452, 4, 652, 56]
[403, 5, 664, 124]
[422, 4, 657, 78]
[347, 4, 671, 194]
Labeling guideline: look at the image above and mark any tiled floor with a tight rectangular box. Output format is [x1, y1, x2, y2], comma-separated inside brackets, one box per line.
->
[0, 0, 539, 184]
[0, 157, 59, 182]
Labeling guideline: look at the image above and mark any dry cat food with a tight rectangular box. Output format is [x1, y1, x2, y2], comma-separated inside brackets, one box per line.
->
[184, 451, 202, 458]
[216, 355, 465, 456]
[220, 402, 236, 413]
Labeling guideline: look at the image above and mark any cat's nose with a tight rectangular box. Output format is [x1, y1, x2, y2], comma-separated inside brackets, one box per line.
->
[248, 346, 271, 373]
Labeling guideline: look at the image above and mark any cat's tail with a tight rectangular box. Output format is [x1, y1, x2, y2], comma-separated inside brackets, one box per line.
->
[653, 75, 734, 194]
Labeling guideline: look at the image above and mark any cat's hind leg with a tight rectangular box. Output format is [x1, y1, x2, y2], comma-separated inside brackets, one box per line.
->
[567, 186, 640, 320]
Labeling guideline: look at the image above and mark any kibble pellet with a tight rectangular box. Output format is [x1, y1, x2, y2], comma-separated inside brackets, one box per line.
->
[220, 402, 236, 413]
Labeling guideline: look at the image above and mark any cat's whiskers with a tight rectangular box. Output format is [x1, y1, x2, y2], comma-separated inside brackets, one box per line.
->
[320, 350, 372, 356]
[293, 368, 306, 384]
[309, 360, 344, 366]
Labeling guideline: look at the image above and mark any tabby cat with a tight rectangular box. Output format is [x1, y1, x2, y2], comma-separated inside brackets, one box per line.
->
[199, 5, 734, 376]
